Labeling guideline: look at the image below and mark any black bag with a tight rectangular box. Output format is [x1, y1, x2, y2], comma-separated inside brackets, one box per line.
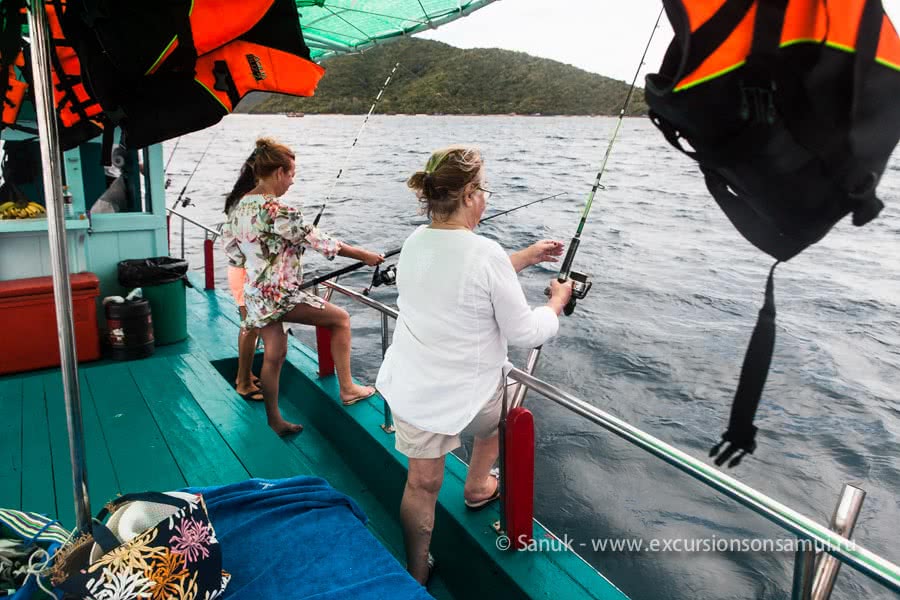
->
[645, 0, 900, 466]
[118, 257, 189, 288]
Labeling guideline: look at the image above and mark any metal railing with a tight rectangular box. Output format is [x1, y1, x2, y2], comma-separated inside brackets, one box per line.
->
[166, 207, 220, 290]
[322, 280, 900, 599]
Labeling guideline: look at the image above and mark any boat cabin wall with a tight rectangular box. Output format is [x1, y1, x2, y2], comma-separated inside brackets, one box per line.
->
[1, 123, 168, 325]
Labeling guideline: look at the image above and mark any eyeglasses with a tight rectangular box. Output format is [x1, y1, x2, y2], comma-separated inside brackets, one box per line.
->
[477, 186, 493, 200]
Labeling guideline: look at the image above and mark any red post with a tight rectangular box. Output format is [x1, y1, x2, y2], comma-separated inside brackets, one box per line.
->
[504, 407, 535, 549]
[203, 238, 215, 290]
[315, 326, 335, 377]
[166, 214, 171, 254]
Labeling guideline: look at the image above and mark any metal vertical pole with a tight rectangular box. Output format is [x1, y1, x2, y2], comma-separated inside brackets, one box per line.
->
[792, 547, 817, 600]
[380, 312, 394, 433]
[811, 484, 866, 600]
[26, 1, 92, 534]
[510, 346, 542, 409]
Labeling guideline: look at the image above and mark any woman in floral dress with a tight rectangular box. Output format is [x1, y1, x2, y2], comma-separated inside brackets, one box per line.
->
[222, 138, 383, 435]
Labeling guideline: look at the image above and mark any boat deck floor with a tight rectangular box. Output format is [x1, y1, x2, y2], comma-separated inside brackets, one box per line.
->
[0, 290, 455, 597]
[0, 279, 626, 600]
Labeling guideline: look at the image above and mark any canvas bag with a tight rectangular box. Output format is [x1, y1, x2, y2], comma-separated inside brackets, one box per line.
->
[52, 491, 229, 599]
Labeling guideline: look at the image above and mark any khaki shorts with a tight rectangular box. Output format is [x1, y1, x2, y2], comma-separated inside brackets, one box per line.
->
[393, 385, 507, 460]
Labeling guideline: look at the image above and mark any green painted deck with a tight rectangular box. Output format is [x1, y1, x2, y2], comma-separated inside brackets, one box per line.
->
[0, 278, 628, 600]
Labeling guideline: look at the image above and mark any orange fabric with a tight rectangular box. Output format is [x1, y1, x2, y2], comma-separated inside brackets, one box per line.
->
[227, 266, 247, 306]
[684, 0, 729, 32]
[781, 0, 827, 42]
[194, 40, 325, 111]
[2, 75, 26, 126]
[190, 0, 274, 56]
[46, 1, 105, 128]
[878, 15, 900, 68]
[677, 3, 757, 89]
[2, 51, 27, 126]
[678, 0, 900, 89]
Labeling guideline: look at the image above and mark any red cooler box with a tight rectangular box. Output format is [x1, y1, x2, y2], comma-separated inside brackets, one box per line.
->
[0, 273, 102, 375]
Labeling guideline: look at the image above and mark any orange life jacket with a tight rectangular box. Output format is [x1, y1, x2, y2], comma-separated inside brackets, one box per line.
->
[645, 0, 900, 467]
[57, 0, 322, 148]
[670, 0, 900, 91]
[2, 51, 26, 127]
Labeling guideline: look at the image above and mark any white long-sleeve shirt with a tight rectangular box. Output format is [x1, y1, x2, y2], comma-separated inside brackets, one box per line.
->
[376, 226, 559, 434]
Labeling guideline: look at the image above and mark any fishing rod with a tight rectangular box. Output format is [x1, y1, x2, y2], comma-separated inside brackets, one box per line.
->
[312, 62, 401, 226]
[479, 192, 566, 223]
[549, 8, 665, 316]
[169, 130, 219, 209]
[164, 136, 183, 176]
[299, 191, 566, 292]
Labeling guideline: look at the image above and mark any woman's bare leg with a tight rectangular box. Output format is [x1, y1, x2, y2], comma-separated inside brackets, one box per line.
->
[401, 456, 445, 584]
[258, 322, 302, 436]
[281, 301, 374, 402]
[235, 306, 261, 396]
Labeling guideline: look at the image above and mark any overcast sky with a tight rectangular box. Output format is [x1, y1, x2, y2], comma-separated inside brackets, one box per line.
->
[420, 0, 900, 83]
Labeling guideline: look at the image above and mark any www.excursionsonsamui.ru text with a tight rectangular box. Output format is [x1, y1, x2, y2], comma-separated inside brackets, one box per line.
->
[494, 533, 857, 554]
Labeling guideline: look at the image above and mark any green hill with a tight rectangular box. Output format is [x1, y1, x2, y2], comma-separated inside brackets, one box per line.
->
[243, 38, 648, 116]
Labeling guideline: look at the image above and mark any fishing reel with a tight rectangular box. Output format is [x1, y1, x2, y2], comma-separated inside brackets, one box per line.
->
[544, 271, 592, 316]
[363, 263, 397, 295]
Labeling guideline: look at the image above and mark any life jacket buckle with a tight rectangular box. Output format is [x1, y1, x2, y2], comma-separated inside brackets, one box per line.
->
[738, 80, 777, 125]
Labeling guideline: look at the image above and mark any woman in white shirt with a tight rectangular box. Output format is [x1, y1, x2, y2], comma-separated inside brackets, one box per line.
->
[376, 145, 573, 584]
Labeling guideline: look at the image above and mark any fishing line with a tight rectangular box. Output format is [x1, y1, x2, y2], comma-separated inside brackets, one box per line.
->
[312, 61, 401, 226]
[170, 129, 219, 209]
[300, 191, 567, 292]
[552, 7, 665, 315]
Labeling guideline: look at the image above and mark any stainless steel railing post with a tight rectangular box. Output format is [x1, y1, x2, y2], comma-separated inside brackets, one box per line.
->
[792, 547, 817, 600]
[510, 346, 542, 409]
[26, 0, 92, 535]
[811, 484, 866, 600]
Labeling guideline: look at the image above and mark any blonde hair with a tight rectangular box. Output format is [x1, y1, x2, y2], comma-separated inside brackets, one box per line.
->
[407, 146, 483, 220]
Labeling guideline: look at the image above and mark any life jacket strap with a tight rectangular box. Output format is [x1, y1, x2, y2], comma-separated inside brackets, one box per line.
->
[710, 261, 779, 468]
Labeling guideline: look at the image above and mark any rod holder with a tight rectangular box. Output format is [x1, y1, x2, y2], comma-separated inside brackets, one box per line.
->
[811, 484, 866, 600]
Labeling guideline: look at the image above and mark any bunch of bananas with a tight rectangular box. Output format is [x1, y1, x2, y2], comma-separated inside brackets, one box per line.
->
[0, 200, 46, 219]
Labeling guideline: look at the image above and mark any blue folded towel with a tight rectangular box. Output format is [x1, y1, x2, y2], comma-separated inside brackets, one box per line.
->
[185, 476, 431, 599]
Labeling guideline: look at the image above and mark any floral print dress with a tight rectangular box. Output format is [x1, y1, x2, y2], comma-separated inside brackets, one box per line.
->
[222, 194, 342, 329]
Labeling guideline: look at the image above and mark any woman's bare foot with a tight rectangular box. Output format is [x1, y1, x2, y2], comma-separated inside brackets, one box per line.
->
[269, 419, 303, 436]
[340, 384, 377, 406]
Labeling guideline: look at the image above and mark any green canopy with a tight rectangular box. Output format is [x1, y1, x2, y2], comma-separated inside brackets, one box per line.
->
[296, 0, 499, 60]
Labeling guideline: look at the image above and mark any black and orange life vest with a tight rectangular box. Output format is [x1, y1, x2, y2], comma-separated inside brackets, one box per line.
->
[1, 51, 26, 127]
[1, 0, 27, 129]
[58, 0, 324, 148]
[645, 0, 900, 466]
[46, 0, 105, 148]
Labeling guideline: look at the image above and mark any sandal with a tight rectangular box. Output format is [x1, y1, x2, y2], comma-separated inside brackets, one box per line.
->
[464, 469, 500, 511]
[341, 386, 378, 406]
[239, 390, 264, 402]
[425, 553, 436, 586]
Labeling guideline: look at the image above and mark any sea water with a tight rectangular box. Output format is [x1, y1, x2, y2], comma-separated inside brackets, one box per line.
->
[168, 114, 899, 600]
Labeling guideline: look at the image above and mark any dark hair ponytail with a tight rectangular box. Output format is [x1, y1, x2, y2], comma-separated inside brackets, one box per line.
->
[224, 157, 256, 214]
[223, 137, 296, 214]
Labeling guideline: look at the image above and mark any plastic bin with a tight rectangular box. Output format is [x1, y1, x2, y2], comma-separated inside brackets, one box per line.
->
[0, 272, 101, 375]
[118, 257, 188, 345]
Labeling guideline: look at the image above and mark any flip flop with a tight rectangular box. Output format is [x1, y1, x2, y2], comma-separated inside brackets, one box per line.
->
[425, 553, 436, 586]
[239, 390, 264, 402]
[341, 386, 377, 406]
[464, 470, 500, 511]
